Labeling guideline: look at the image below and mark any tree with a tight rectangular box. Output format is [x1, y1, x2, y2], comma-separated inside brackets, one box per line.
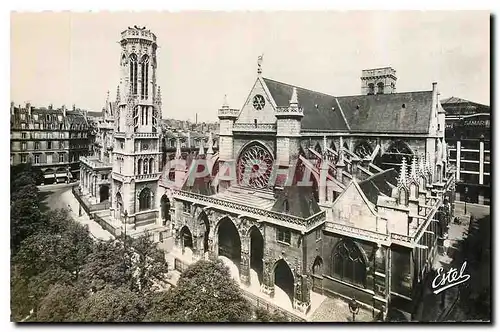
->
[79, 240, 133, 292]
[75, 286, 149, 322]
[146, 259, 252, 322]
[129, 232, 169, 293]
[10, 190, 45, 253]
[34, 283, 87, 322]
[13, 220, 93, 281]
[252, 307, 290, 322]
[10, 265, 73, 321]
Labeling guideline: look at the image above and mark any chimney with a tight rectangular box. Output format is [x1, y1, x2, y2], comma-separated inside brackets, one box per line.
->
[26, 102, 32, 117]
[10, 102, 14, 116]
[62, 105, 67, 117]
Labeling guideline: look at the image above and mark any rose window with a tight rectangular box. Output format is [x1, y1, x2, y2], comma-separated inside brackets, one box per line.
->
[237, 144, 274, 189]
[252, 94, 266, 110]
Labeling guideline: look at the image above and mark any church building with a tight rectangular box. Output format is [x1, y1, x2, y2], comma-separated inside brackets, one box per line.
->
[78, 27, 455, 321]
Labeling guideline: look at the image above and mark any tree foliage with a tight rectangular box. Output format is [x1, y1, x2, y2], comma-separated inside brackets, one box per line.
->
[34, 283, 87, 322]
[79, 240, 133, 292]
[146, 259, 252, 322]
[75, 286, 148, 322]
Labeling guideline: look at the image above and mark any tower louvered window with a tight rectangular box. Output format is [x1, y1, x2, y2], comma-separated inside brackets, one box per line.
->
[140, 55, 149, 100]
[130, 54, 138, 96]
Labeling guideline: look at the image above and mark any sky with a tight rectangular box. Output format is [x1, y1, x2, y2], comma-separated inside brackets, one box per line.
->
[10, 11, 490, 122]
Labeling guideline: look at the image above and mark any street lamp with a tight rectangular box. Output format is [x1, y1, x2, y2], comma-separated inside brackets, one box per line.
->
[349, 297, 360, 322]
[123, 210, 128, 239]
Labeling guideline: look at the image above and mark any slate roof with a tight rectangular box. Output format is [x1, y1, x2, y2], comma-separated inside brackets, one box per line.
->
[181, 158, 216, 196]
[358, 168, 398, 205]
[86, 110, 104, 118]
[262, 77, 434, 134]
[337, 92, 433, 134]
[271, 160, 321, 219]
[263, 78, 349, 131]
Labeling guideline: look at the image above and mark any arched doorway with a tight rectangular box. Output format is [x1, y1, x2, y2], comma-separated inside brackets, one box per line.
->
[217, 217, 241, 266]
[199, 211, 210, 254]
[180, 226, 193, 251]
[99, 185, 110, 203]
[274, 259, 295, 305]
[139, 187, 152, 211]
[116, 192, 124, 220]
[160, 194, 170, 225]
[249, 226, 264, 284]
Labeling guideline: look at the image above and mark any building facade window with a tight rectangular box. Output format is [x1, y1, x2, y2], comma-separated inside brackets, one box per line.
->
[20, 123, 26, 129]
[331, 239, 367, 288]
[21, 142, 27, 151]
[20, 154, 27, 163]
[59, 154, 65, 163]
[47, 141, 52, 149]
[34, 154, 40, 164]
[277, 227, 291, 244]
[182, 202, 191, 214]
[34, 142, 40, 150]
[316, 228, 322, 241]
[21, 132, 27, 139]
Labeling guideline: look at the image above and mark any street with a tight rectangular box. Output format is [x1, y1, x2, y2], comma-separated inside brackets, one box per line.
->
[39, 184, 114, 241]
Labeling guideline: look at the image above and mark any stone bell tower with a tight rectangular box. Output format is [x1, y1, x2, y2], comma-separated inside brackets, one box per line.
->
[361, 67, 397, 95]
[111, 26, 163, 229]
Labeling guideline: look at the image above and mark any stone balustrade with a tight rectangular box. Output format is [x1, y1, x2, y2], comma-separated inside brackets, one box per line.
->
[232, 123, 277, 132]
[174, 190, 325, 228]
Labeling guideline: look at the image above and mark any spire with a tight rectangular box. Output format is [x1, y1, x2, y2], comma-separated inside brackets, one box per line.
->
[290, 87, 298, 105]
[418, 153, 426, 174]
[116, 85, 121, 103]
[206, 132, 214, 155]
[398, 158, 408, 186]
[156, 86, 162, 105]
[106, 90, 110, 104]
[198, 139, 205, 157]
[222, 94, 229, 108]
[257, 54, 264, 76]
[442, 140, 447, 162]
[410, 156, 418, 181]
[323, 136, 328, 156]
[426, 152, 432, 173]
[337, 136, 345, 166]
[175, 137, 182, 160]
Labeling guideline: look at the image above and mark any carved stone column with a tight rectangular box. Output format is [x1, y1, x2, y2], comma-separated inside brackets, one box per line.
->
[293, 274, 311, 313]
[261, 259, 275, 297]
[372, 244, 389, 321]
[208, 238, 217, 261]
[240, 250, 250, 286]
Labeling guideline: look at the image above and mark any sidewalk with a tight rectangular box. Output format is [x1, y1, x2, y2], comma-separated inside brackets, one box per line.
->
[414, 213, 470, 321]
[60, 188, 114, 241]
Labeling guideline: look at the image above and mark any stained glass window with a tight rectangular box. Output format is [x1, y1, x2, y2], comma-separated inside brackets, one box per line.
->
[332, 240, 367, 287]
[237, 144, 274, 189]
